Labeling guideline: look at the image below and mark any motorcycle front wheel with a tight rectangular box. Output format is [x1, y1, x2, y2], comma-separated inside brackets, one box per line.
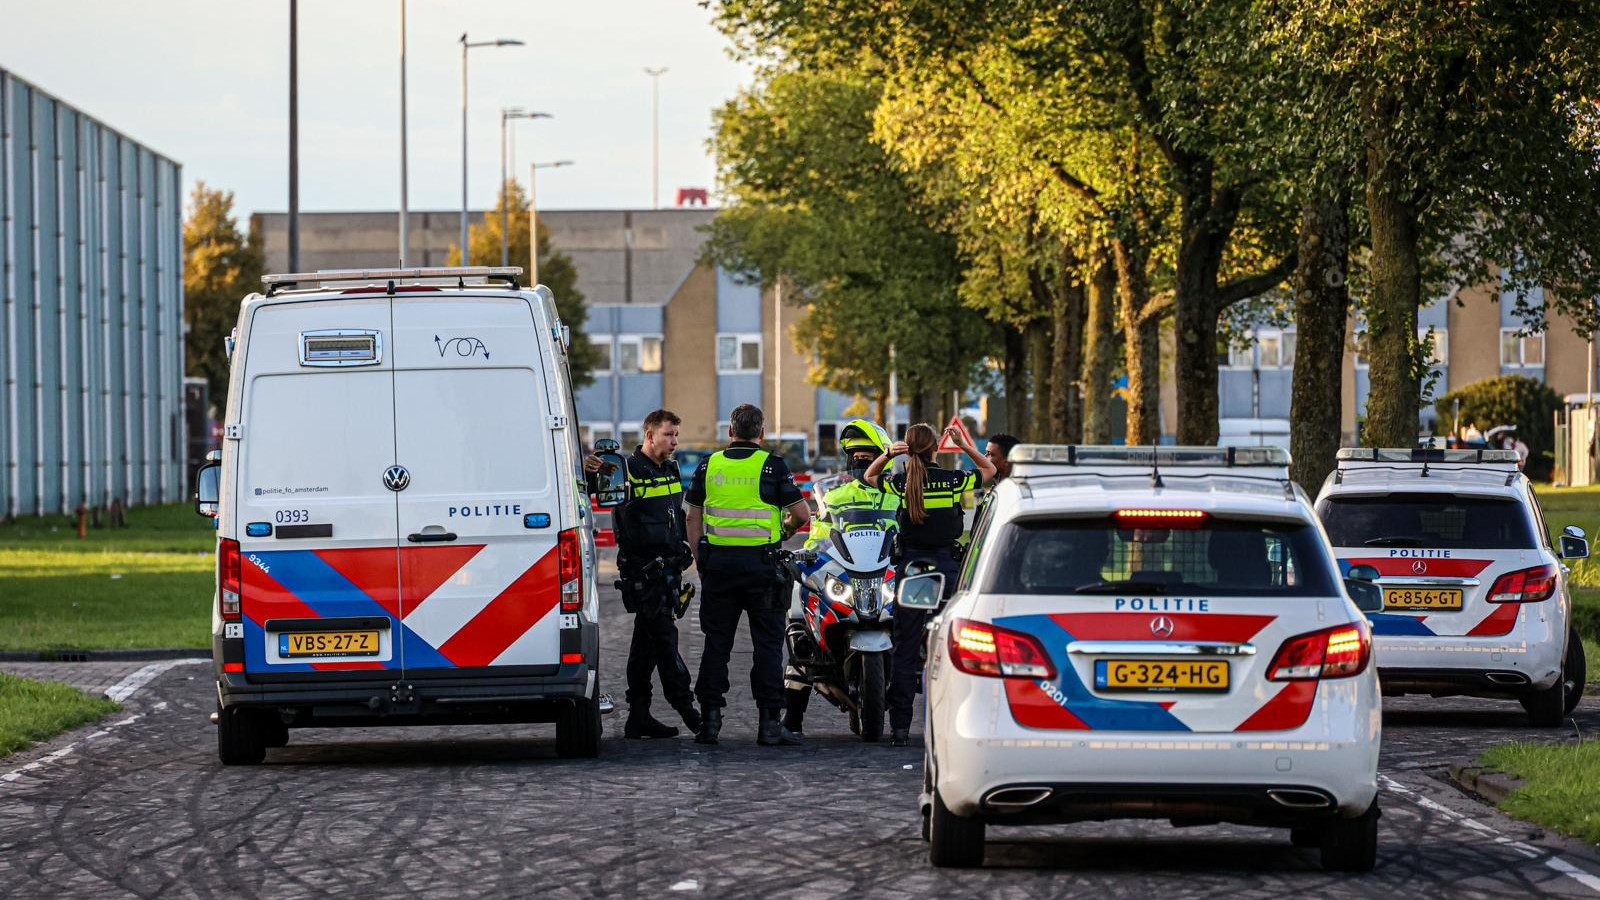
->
[859, 650, 887, 743]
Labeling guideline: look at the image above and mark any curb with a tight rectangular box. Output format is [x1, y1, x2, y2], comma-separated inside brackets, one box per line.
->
[0, 648, 206, 663]
[1448, 763, 1525, 805]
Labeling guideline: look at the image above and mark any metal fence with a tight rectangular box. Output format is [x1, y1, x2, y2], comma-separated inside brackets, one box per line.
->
[0, 67, 184, 518]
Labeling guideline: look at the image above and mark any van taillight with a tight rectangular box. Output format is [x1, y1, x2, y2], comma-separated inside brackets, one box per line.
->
[1487, 564, 1559, 603]
[947, 618, 1056, 679]
[1266, 623, 1370, 681]
[558, 528, 582, 612]
[218, 538, 242, 621]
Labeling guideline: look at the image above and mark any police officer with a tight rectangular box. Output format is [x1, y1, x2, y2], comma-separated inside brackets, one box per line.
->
[865, 421, 995, 746]
[683, 403, 813, 746]
[783, 419, 898, 736]
[614, 409, 702, 739]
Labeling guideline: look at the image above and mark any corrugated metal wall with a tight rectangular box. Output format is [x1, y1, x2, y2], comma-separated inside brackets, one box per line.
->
[0, 68, 184, 518]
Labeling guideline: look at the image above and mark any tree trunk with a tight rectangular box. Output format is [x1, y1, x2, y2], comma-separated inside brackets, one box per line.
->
[908, 382, 929, 426]
[1003, 323, 1030, 440]
[1082, 245, 1118, 443]
[1114, 242, 1161, 444]
[1049, 249, 1086, 443]
[1027, 318, 1054, 442]
[1363, 97, 1422, 447]
[1288, 194, 1351, 491]
[1172, 162, 1234, 447]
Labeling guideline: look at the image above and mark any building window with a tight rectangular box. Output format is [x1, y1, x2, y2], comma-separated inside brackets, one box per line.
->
[1227, 341, 1253, 369]
[615, 335, 663, 374]
[592, 338, 613, 374]
[717, 333, 763, 374]
[1501, 329, 1545, 367]
[818, 422, 839, 455]
[1419, 327, 1447, 367]
[619, 427, 643, 449]
[1353, 330, 1369, 369]
[1229, 329, 1295, 369]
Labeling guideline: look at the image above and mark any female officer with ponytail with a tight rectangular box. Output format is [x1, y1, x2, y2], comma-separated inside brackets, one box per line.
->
[864, 422, 995, 745]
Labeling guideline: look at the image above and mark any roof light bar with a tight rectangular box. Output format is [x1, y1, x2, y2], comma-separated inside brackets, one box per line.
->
[1335, 448, 1519, 465]
[262, 266, 524, 286]
[1008, 444, 1290, 468]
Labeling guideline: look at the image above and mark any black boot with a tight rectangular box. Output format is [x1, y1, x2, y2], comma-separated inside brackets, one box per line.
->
[694, 707, 722, 745]
[890, 727, 910, 747]
[624, 709, 680, 739]
[674, 702, 703, 734]
[758, 709, 803, 746]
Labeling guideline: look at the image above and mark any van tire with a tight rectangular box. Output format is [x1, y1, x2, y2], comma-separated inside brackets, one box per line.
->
[929, 788, 985, 868]
[1320, 799, 1379, 872]
[217, 706, 267, 766]
[262, 714, 290, 749]
[557, 692, 603, 759]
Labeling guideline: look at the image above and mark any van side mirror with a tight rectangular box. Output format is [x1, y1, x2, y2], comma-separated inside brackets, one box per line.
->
[1560, 526, 1589, 560]
[194, 462, 221, 518]
[1344, 563, 1382, 613]
[896, 572, 946, 610]
[586, 439, 627, 509]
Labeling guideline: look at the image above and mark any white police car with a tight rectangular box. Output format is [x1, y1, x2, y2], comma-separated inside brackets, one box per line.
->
[1315, 448, 1589, 727]
[904, 446, 1381, 870]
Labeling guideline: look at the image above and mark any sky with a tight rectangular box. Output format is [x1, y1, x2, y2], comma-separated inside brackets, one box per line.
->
[0, 1, 755, 217]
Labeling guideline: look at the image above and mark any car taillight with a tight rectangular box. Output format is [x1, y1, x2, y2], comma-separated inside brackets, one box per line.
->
[1266, 623, 1370, 681]
[558, 528, 582, 612]
[1114, 509, 1208, 530]
[218, 538, 242, 621]
[947, 618, 1056, 679]
[1487, 564, 1559, 604]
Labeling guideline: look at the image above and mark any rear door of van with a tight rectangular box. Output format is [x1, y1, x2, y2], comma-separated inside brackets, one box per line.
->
[235, 297, 404, 679]
[389, 294, 566, 675]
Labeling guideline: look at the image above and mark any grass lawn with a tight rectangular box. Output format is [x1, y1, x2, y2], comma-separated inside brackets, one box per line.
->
[0, 504, 213, 651]
[0, 673, 120, 758]
[1480, 741, 1600, 844]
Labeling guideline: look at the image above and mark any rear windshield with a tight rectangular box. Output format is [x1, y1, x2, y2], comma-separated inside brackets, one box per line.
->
[1316, 493, 1538, 550]
[985, 517, 1339, 597]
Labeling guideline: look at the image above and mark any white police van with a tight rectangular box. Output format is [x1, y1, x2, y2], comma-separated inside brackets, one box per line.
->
[905, 446, 1382, 871]
[1315, 447, 1589, 727]
[194, 267, 603, 764]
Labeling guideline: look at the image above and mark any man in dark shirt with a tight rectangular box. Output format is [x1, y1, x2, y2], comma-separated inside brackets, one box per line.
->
[682, 403, 813, 746]
[613, 409, 701, 739]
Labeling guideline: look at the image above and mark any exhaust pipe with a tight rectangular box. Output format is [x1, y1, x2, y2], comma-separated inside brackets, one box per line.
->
[1486, 672, 1529, 686]
[985, 786, 1054, 808]
[1267, 789, 1333, 810]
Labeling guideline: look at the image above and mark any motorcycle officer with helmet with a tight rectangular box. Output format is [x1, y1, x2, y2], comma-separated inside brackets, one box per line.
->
[782, 419, 900, 737]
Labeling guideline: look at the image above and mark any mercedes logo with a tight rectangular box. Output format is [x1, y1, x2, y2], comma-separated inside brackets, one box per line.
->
[383, 465, 411, 492]
[1150, 616, 1175, 638]
[1411, 560, 1428, 575]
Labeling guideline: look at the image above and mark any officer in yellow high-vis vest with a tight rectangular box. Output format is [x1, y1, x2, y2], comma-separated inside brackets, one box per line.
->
[683, 403, 812, 746]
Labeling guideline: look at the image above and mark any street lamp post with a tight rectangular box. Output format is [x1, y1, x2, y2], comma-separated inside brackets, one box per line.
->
[528, 160, 574, 285]
[460, 33, 523, 263]
[398, 0, 408, 266]
[644, 67, 667, 209]
[500, 108, 550, 266]
[288, 0, 299, 272]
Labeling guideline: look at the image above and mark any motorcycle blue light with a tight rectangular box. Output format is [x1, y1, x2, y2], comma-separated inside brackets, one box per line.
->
[246, 522, 272, 537]
[524, 513, 552, 529]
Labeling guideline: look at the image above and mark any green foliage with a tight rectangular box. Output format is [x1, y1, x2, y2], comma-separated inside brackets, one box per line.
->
[183, 184, 263, 415]
[1435, 375, 1562, 474]
[1480, 741, 1600, 844]
[0, 675, 119, 758]
[448, 181, 600, 389]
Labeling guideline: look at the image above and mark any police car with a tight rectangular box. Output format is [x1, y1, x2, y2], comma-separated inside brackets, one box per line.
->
[193, 267, 604, 764]
[907, 446, 1381, 870]
[1315, 448, 1589, 727]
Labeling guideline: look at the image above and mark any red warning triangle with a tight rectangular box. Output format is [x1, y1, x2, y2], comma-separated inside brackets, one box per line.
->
[937, 415, 975, 453]
[315, 548, 403, 618]
[399, 544, 486, 614]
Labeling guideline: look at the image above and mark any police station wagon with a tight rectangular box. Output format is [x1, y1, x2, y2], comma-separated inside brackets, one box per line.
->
[906, 446, 1382, 871]
[1316, 448, 1590, 727]
[194, 267, 604, 764]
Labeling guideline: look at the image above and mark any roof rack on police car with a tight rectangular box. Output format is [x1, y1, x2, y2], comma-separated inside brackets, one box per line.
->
[262, 266, 524, 296]
[1332, 446, 1521, 485]
[1008, 444, 1295, 498]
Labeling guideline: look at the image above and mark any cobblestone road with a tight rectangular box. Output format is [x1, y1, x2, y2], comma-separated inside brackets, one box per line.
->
[4, 568, 1600, 898]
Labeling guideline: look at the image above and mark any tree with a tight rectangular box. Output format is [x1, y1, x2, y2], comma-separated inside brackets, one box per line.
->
[448, 181, 600, 388]
[183, 183, 263, 415]
[1436, 376, 1563, 479]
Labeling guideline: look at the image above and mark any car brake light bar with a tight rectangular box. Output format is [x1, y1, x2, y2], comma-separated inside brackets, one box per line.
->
[948, 618, 1056, 679]
[1114, 509, 1209, 530]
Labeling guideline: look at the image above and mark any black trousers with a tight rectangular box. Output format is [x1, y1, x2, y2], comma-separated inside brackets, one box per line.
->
[888, 548, 959, 730]
[625, 607, 694, 712]
[694, 564, 786, 712]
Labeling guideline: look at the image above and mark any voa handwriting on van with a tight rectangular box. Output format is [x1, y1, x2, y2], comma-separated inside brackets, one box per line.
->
[434, 334, 490, 360]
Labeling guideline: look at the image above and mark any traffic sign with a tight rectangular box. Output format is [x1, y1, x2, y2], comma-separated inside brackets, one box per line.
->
[937, 415, 974, 453]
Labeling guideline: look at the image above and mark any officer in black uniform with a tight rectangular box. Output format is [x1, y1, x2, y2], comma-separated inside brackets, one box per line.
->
[614, 409, 702, 739]
[682, 403, 813, 746]
[865, 421, 996, 746]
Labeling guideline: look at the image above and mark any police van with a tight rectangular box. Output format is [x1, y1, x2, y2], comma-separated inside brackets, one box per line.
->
[1315, 447, 1589, 726]
[194, 267, 603, 764]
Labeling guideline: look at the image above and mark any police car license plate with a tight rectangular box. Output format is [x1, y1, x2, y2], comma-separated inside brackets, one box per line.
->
[1095, 659, 1229, 693]
[278, 630, 380, 658]
[1383, 587, 1463, 610]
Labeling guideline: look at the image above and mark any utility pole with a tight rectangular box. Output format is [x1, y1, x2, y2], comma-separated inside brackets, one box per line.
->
[398, 0, 408, 266]
[288, 0, 299, 272]
[644, 67, 668, 209]
[460, 34, 524, 262]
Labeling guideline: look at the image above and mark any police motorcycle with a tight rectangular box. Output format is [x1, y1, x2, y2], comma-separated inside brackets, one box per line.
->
[782, 504, 900, 742]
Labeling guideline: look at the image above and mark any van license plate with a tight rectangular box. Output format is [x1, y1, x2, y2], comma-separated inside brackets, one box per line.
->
[278, 630, 380, 658]
[1383, 587, 1463, 611]
[1095, 660, 1229, 693]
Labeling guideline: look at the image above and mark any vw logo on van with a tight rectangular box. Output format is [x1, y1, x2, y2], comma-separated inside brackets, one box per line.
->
[383, 465, 411, 492]
[1150, 616, 1176, 638]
